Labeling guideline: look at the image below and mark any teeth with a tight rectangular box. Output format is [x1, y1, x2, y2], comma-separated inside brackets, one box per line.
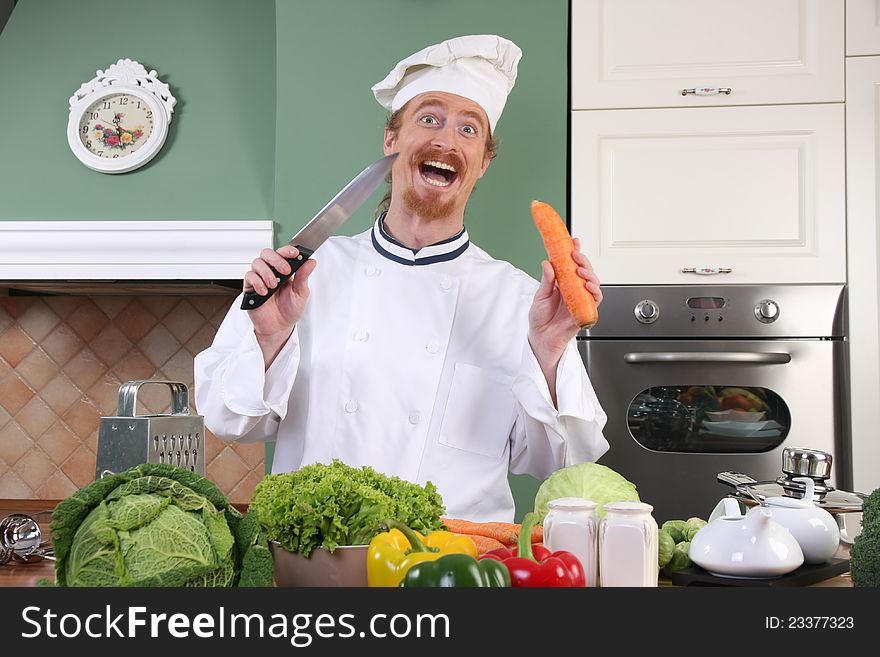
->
[423, 160, 457, 173]
[425, 177, 450, 187]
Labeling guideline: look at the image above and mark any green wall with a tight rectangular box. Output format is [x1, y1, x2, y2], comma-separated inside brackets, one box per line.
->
[0, 0, 276, 220]
[0, 0, 569, 520]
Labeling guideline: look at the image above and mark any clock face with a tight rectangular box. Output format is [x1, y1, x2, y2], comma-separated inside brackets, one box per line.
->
[77, 92, 154, 159]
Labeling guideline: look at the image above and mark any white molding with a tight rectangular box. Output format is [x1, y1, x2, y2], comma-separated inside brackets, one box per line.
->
[0, 221, 273, 279]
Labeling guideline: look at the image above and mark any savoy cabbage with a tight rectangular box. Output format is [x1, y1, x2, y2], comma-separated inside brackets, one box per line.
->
[51, 463, 273, 587]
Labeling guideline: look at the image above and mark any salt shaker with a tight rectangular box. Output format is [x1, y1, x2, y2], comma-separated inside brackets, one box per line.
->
[598, 501, 659, 587]
[542, 497, 598, 587]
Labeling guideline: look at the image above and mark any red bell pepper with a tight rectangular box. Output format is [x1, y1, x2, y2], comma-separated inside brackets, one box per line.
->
[480, 512, 586, 587]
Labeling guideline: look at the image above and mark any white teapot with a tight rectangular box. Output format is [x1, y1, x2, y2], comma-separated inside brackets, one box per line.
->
[757, 477, 840, 564]
[689, 505, 804, 578]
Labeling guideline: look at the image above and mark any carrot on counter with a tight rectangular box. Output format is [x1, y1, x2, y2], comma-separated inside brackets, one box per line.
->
[441, 518, 543, 546]
[459, 534, 507, 555]
[530, 199, 599, 329]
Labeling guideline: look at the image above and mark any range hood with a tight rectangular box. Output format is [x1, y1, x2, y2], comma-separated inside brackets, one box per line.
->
[0, 220, 273, 295]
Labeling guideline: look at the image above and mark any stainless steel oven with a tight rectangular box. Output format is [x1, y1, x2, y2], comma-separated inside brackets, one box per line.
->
[578, 284, 850, 523]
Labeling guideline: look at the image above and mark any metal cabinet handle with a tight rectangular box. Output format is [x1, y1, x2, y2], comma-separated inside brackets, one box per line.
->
[682, 267, 732, 275]
[681, 86, 732, 96]
[624, 352, 791, 364]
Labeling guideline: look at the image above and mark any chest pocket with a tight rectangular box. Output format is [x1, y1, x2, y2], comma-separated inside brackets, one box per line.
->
[439, 363, 516, 460]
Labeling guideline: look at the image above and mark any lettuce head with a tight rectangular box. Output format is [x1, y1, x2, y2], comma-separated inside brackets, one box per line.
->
[534, 462, 640, 520]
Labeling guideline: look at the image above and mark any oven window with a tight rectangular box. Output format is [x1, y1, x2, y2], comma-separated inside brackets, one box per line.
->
[627, 385, 790, 453]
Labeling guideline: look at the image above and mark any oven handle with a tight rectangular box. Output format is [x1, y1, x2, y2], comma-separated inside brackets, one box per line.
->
[623, 351, 792, 364]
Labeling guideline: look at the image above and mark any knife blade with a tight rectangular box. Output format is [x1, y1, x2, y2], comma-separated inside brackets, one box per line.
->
[241, 152, 398, 310]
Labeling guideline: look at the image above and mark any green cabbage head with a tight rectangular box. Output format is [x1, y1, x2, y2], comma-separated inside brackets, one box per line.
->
[534, 462, 640, 520]
[50, 463, 273, 587]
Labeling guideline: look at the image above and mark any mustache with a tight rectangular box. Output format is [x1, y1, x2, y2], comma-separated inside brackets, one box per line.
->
[411, 148, 465, 173]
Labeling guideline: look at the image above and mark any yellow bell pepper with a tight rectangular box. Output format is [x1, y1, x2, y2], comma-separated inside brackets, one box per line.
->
[367, 519, 478, 587]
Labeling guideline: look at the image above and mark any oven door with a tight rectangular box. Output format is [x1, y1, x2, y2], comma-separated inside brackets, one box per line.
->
[578, 338, 846, 522]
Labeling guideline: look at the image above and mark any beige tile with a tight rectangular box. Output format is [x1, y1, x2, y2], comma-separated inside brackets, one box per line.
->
[209, 304, 228, 328]
[192, 297, 230, 320]
[0, 306, 11, 335]
[16, 347, 60, 391]
[61, 445, 97, 489]
[228, 467, 264, 505]
[231, 441, 265, 469]
[67, 300, 110, 343]
[64, 347, 107, 391]
[204, 430, 225, 465]
[159, 348, 195, 387]
[185, 323, 218, 355]
[139, 296, 180, 320]
[0, 421, 33, 466]
[206, 445, 249, 494]
[114, 299, 158, 343]
[37, 469, 79, 499]
[15, 396, 56, 438]
[139, 324, 180, 369]
[0, 373, 35, 415]
[86, 373, 123, 416]
[162, 300, 203, 343]
[37, 421, 80, 465]
[92, 296, 132, 320]
[41, 323, 85, 367]
[0, 353, 9, 378]
[136, 380, 177, 414]
[0, 325, 36, 367]
[90, 324, 133, 368]
[83, 428, 98, 454]
[0, 297, 34, 319]
[41, 373, 82, 416]
[0, 468, 33, 498]
[62, 398, 101, 440]
[43, 296, 81, 319]
[0, 404, 10, 432]
[111, 347, 158, 384]
[14, 447, 57, 491]
[17, 301, 61, 343]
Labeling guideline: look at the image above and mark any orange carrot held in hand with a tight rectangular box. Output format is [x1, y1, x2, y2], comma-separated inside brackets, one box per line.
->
[531, 200, 599, 329]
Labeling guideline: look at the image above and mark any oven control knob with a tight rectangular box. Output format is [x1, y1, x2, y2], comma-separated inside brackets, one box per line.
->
[754, 299, 780, 323]
[634, 299, 660, 324]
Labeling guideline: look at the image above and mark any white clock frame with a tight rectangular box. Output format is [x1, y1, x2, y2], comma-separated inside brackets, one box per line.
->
[67, 58, 176, 174]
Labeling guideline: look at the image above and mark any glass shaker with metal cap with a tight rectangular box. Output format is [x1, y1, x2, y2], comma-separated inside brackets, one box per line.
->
[542, 497, 598, 587]
[599, 501, 659, 587]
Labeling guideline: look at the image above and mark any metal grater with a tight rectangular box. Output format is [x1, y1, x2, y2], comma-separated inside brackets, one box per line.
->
[95, 380, 205, 479]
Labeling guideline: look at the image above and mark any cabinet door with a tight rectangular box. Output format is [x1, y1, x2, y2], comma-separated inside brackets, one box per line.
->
[845, 57, 880, 494]
[570, 104, 845, 284]
[846, 0, 880, 55]
[572, 0, 844, 109]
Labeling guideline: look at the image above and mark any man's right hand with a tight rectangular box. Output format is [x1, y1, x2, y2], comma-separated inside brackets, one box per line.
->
[243, 245, 317, 366]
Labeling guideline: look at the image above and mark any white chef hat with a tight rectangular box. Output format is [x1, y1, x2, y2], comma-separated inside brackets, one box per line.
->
[371, 34, 522, 132]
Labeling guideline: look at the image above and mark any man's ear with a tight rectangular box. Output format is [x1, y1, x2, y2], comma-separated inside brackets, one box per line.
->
[478, 153, 492, 179]
[383, 128, 396, 155]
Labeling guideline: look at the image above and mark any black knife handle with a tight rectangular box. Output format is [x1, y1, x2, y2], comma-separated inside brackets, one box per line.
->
[240, 245, 314, 310]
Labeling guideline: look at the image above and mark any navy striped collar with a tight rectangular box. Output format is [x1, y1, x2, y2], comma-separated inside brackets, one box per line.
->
[371, 214, 470, 266]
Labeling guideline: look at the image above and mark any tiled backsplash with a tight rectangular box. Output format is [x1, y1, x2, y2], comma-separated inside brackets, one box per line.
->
[0, 294, 264, 504]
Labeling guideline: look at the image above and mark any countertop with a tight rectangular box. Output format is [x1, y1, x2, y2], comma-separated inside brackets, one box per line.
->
[0, 499, 854, 588]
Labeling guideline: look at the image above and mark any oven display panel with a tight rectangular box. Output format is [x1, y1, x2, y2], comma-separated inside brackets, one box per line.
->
[686, 296, 727, 310]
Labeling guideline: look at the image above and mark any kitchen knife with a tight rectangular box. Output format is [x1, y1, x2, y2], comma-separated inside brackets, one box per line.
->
[241, 151, 398, 310]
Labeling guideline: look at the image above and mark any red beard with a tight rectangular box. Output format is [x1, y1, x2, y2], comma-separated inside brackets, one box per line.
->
[402, 148, 465, 219]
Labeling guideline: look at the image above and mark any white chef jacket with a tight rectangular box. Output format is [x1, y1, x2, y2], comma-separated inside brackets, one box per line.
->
[194, 217, 608, 522]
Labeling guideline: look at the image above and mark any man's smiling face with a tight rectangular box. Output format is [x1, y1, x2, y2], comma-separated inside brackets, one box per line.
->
[384, 92, 493, 220]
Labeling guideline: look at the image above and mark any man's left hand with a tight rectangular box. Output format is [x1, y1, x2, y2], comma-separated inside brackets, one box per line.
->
[528, 238, 601, 402]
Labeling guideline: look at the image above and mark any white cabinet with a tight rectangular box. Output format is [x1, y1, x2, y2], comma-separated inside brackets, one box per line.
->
[845, 57, 880, 494]
[572, 0, 844, 109]
[846, 0, 880, 56]
[570, 104, 845, 284]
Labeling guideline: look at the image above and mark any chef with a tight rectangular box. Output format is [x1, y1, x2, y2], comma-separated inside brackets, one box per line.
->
[194, 34, 609, 522]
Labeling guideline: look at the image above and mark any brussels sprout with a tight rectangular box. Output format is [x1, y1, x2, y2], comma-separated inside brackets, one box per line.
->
[658, 529, 675, 569]
[661, 541, 692, 577]
[660, 519, 688, 544]
[684, 517, 708, 542]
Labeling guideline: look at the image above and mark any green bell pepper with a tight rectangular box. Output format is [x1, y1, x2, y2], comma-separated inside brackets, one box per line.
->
[400, 552, 511, 588]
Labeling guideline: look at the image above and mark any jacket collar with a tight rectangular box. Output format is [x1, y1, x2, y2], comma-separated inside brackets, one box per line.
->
[371, 213, 470, 266]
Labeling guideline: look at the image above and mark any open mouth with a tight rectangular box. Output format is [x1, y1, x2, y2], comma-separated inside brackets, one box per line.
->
[419, 160, 459, 188]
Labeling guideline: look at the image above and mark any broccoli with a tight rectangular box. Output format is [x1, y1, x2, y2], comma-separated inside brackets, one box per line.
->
[850, 487, 880, 587]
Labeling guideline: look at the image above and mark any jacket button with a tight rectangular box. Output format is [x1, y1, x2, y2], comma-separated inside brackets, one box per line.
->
[365, 265, 381, 277]
[440, 277, 454, 291]
[355, 330, 370, 342]
[345, 400, 358, 413]
[408, 412, 421, 425]
[425, 342, 440, 354]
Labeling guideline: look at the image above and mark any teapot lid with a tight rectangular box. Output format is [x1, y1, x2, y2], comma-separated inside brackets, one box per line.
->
[764, 476, 815, 509]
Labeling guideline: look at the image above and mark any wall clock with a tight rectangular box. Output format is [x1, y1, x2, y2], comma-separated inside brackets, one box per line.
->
[67, 58, 176, 174]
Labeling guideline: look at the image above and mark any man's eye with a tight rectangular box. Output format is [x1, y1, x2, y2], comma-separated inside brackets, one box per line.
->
[420, 116, 437, 125]
[462, 125, 476, 135]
